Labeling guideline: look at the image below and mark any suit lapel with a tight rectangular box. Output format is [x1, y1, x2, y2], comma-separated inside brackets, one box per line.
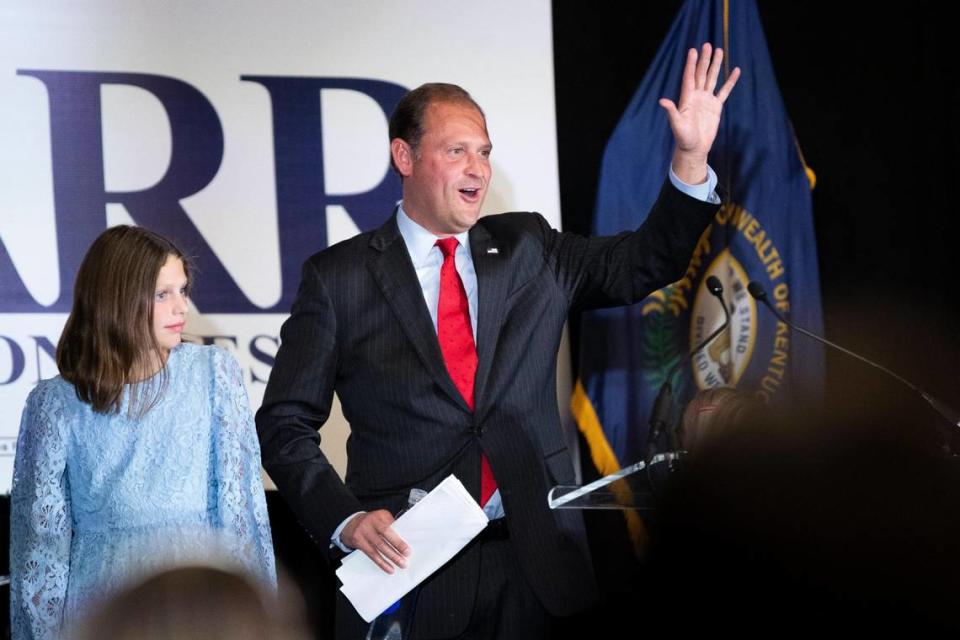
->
[470, 222, 510, 423]
[366, 214, 471, 412]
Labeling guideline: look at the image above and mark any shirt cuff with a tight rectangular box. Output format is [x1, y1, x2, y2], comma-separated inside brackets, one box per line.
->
[330, 511, 365, 553]
[669, 164, 720, 204]
[482, 489, 505, 520]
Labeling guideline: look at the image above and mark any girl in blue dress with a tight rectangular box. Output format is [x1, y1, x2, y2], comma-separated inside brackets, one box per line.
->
[9, 226, 277, 639]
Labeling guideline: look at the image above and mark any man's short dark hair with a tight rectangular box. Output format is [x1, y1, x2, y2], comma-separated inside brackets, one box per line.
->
[388, 83, 485, 173]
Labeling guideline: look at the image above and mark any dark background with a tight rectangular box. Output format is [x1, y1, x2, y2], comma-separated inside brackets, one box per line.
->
[554, 1, 960, 431]
[553, 1, 960, 633]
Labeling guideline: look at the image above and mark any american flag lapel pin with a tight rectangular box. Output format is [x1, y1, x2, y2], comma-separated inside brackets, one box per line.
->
[487, 247, 499, 254]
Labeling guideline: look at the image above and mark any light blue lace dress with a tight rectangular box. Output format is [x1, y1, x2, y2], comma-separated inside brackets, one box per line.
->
[9, 343, 277, 639]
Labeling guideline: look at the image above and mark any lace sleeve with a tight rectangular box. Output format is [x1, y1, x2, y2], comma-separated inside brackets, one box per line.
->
[10, 383, 73, 640]
[211, 349, 278, 590]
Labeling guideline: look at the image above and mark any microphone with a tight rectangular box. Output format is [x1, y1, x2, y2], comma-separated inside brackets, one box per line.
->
[645, 275, 731, 464]
[747, 281, 960, 429]
[706, 274, 724, 298]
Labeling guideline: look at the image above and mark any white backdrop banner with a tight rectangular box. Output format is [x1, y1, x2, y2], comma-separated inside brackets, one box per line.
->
[0, 1, 563, 493]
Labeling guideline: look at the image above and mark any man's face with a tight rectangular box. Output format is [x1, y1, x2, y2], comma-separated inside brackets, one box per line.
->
[394, 100, 492, 236]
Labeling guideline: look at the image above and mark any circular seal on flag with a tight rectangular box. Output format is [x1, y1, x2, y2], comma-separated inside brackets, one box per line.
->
[689, 248, 757, 390]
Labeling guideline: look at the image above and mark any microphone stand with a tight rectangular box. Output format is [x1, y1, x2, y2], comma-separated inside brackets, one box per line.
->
[747, 281, 960, 430]
[645, 276, 732, 483]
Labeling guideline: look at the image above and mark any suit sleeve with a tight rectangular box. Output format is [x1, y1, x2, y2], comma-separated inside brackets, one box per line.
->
[255, 258, 363, 549]
[541, 179, 718, 311]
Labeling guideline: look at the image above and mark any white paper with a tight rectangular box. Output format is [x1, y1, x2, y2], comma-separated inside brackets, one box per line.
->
[336, 474, 490, 622]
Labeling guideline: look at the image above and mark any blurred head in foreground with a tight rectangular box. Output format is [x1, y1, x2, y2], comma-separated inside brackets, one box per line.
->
[72, 566, 309, 640]
[648, 399, 960, 633]
[678, 386, 765, 453]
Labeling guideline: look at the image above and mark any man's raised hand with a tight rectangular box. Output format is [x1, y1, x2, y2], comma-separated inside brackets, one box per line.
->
[660, 42, 741, 184]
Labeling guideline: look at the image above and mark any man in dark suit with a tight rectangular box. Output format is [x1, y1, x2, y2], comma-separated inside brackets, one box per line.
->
[257, 43, 739, 638]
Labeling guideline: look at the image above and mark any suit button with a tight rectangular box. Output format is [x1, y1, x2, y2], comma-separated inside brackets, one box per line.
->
[472, 425, 484, 436]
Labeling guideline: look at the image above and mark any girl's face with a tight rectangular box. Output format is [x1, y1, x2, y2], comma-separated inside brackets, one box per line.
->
[152, 255, 189, 354]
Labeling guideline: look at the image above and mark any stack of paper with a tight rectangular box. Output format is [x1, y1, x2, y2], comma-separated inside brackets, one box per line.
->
[336, 474, 490, 622]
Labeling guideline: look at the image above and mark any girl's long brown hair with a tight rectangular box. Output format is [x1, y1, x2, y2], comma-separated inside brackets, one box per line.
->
[56, 225, 190, 415]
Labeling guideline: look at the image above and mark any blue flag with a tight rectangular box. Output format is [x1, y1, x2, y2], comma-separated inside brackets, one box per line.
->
[573, 0, 824, 478]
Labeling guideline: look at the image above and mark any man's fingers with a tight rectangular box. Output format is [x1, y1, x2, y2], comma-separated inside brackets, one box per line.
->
[716, 66, 741, 103]
[341, 511, 381, 549]
[380, 526, 411, 558]
[371, 517, 410, 567]
[360, 541, 397, 574]
[680, 48, 697, 98]
[356, 527, 402, 573]
[374, 539, 408, 569]
[658, 98, 678, 118]
[694, 42, 712, 88]
[705, 47, 724, 93]
[345, 509, 411, 574]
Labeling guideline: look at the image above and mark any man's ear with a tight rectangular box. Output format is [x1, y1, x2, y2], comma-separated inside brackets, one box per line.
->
[391, 138, 414, 178]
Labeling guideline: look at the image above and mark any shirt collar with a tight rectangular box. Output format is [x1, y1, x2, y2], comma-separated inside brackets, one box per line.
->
[396, 202, 471, 268]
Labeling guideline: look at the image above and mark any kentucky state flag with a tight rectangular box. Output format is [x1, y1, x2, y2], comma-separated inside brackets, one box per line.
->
[573, 0, 824, 480]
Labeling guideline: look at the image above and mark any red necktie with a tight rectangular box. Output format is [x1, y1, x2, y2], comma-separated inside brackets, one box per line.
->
[435, 238, 496, 506]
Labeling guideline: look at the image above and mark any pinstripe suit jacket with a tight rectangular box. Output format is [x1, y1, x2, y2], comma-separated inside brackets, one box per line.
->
[256, 180, 718, 636]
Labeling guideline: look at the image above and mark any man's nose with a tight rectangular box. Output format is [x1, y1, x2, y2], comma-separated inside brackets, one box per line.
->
[465, 152, 485, 177]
